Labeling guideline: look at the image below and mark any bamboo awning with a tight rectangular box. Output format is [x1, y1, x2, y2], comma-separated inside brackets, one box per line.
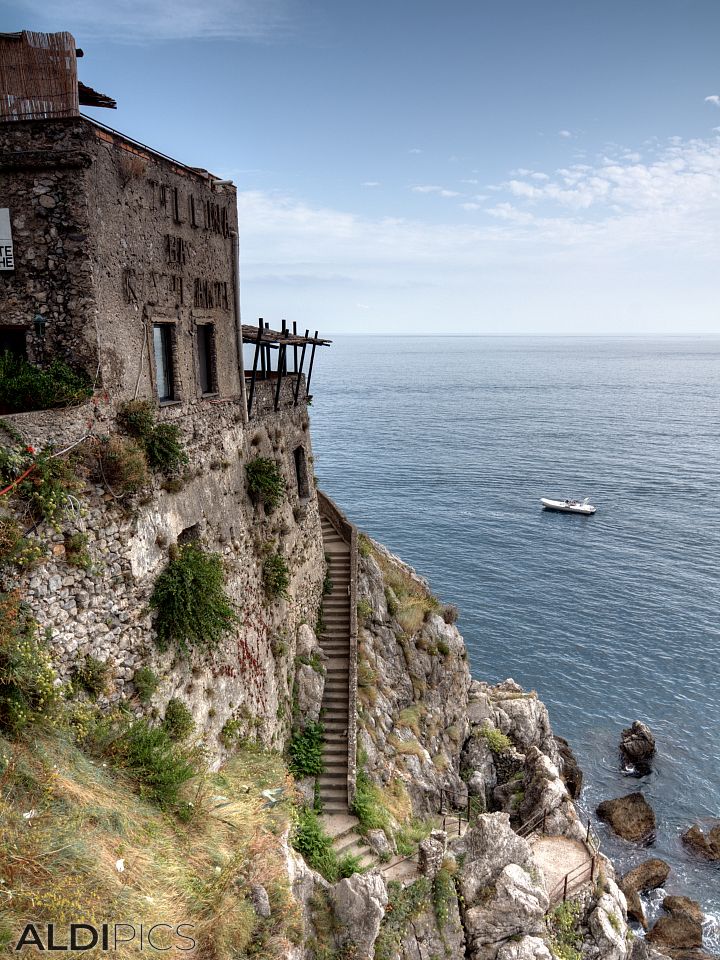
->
[242, 323, 331, 347]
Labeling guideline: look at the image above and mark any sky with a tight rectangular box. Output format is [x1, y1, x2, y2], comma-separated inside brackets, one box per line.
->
[3, 0, 720, 335]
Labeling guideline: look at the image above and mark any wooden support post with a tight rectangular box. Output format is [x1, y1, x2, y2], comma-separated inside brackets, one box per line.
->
[586, 819, 591, 843]
[457, 815, 461, 837]
[259, 319, 267, 380]
[590, 856, 595, 881]
[247, 323, 262, 418]
[305, 330, 318, 399]
[467, 795, 471, 824]
[563, 875, 568, 902]
[264, 321, 271, 378]
[293, 321, 298, 373]
[293, 329, 309, 406]
[274, 343, 287, 411]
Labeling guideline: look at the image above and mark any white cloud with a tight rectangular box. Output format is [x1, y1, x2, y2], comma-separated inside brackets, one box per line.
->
[14, 0, 291, 41]
[460, 178, 480, 184]
[408, 148, 423, 154]
[705, 95, 720, 106]
[362, 181, 380, 188]
[460, 202, 482, 211]
[411, 185, 460, 198]
[559, 129, 573, 138]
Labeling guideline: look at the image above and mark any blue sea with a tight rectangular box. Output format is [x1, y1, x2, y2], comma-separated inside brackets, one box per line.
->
[311, 336, 720, 940]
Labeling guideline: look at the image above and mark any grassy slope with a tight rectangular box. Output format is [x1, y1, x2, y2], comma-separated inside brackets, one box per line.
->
[0, 734, 301, 958]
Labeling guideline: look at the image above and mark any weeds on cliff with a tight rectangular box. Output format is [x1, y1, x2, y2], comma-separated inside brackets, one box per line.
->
[150, 543, 239, 655]
[0, 352, 93, 414]
[246, 456, 286, 512]
[219, 717, 243, 749]
[94, 435, 149, 494]
[14, 449, 84, 526]
[351, 767, 391, 836]
[132, 666, 159, 703]
[288, 721, 325, 778]
[162, 698, 195, 741]
[0, 591, 65, 733]
[0, 516, 43, 570]
[395, 818, 433, 857]
[291, 807, 345, 882]
[119, 400, 187, 475]
[374, 879, 431, 960]
[357, 533, 372, 558]
[356, 597, 372, 624]
[262, 551, 290, 601]
[479, 725, 512, 754]
[548, 898, 584, 960]
[432, 864, 457, 929]
[64, 531, 92, 570]
[71, 655, 110, 701]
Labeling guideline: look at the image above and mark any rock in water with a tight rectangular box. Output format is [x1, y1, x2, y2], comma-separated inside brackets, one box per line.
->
[596, 792, 656, 842]
[620, 859, 671, 930]
[647, 896, 704, 953]
[555, 735, 584, 799]
[681, 822, 720, 860]
[620, 721, 656, 772]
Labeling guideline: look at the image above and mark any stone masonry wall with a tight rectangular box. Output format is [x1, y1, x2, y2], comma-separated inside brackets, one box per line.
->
[1, 380, 325, 756]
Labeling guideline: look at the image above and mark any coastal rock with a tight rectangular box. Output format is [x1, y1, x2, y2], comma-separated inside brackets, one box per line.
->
[620, 721, 656, 772]
[418, 833, 446, 879]
[296, 623, 318, 659]
[331, 873, 388, 959]
[630, 941, 674, 960]
[587, 877, 630, 960]
[596, 792, 656, 842]
[393, 893, 466, 960]
[496, 936, 553, 960]
[681, 822, 720, 861]
[620, 859, 671, 929]
[555, 734, 584, 798]
[490, 681, 559, 765]
[517, 747, 585, 842]
[294, 662, 325, 723]
[647, 896, 704, 954]
[462, 729, 498, 801]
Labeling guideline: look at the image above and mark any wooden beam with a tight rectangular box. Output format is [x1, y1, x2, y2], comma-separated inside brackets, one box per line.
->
[274, 339, 287, 411]
[247, 319, 262, 417]
[305, 329, 319, 399]
[294, 328, 309, 405]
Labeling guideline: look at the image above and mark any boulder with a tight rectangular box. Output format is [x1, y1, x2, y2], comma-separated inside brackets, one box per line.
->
[681, 822, 720, 861]
[366, 828, 394, 860]
[620, 721, 656, 772]
[418, 832, 446, 879]
[491, 681, 559, 765]
[588, 883, 629, 960]
[596, 792, 656, 842]
[296, 623, 318, 659]
[620, 859, 671, 930]
[294, 663, 325, 724]
[249, 882, 271, 918]
[647, 896, 704, 954]
[497, 936, 553, 960]
[331, 872, 388, 959]
[462, 730, 497, 799]
[555, 735, 583, 798]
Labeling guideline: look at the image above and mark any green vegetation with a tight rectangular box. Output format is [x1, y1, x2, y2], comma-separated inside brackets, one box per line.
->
[296, 652, 325, 674]
[291, 807, 360, 882]
[219, 717, 243, 749]
[548, 898, 584, 960]
[0, 591, 64, 733]
[0, 516, 43, 569]
[14, 449, 84, 526]
[356, 597, 373, 624]
[71, 655, 110, 701]
[132, 666, 159, 703]
[351, 767, 391, 835]
[288, 721, 325, 778]
[95, 435, 149, 494]
[262, 551, 290, 600]
[436, 639, 450, 656]
[374, 552, 441, 635]
[441, 603, 459, 624]
[432, 864, 457, 929]
[0, 352, 93, 413]
[119, 400, 187, 475]
[64, 531, 91, 570]
[162, 698, 195, 741]
[395, 818, 433, 857]
[479, 725, 513, 754]
[149, 543, 239, 655]
[374, 879, 431, 960]
[357, 533, 372, 558]
[246, 456, 286, 511]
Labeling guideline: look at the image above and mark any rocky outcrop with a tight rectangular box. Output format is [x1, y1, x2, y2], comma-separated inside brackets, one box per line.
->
[647, 896, 705, 956]
[517, 746, 586, 842]
[681, 822, 720, 861]
[596, 792, 656, 842]
[331, 873, 388, 959]
[586, 877, 630, 960]
[555, 735, 583, 798]
[620, 858, 671, 929]
[620, 721, 656, 772]
[497, 936, 553, 960]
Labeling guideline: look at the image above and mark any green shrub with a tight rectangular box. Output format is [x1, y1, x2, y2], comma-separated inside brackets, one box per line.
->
[0, 352, 92, 413]
[95, 435, 149, 494]
[246, 456, 286, 512]
[219, 717, 243, 749]
[356, 598, 372, 624]
[0, 517, 43, 569]
[442, 604, 459, 624]
[103, 718, 198, 810]
[71, 655, 110, 701]
[0, 591, 64, 733]
[479, 726, 513, 754]
[384, 588, 398, 617]
[16, 450, 83, 525]
[374, 879, 431, 960]
[132, 666, 159, 703]
[436, 639, 450, 657]
[357, 533, 372, 558]
[263, 552, 290, 600]
[549, 899, 584, 960]
[289, 721, 325, 778]
[162, 698, 195, 741]
[119, 400, 188, 475]
[322, 570, 334, 596]
[351, 768, 390, 834]
[432, 866, 456, 929]
[291, 807, 345, 882]
[395, 818, 433, 857]
[150, 543, 239, 655]
[64, 531, 91, 570]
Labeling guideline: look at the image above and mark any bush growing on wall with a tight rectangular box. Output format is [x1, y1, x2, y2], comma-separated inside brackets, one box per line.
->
[119, 400, 188, 475]
[0, 352, 93, 414]
[262, 551, 290, 600]
[95, 436, 149, 494]
[162, 698, 195, 741]
[149, 543, 239, 655]
[288, 721, 325, 778]
[246, 457, 286, 511]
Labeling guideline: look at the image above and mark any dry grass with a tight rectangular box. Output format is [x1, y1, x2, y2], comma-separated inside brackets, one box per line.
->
[374, 553, 440, 637]
[396, 706, 424, 739]
[387, 733, 427, 760]
[0, 733, 300, 958]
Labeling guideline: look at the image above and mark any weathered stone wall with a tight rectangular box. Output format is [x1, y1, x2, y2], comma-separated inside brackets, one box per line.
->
[0, 118, 99, 376]
[1, 381, 325, 755]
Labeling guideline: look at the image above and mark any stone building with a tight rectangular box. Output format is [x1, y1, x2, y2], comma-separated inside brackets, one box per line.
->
[0, 31, 342, 762]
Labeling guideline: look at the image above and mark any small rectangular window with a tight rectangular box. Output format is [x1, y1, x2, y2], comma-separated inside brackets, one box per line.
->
[196, 323, 216, 395]
[294, 445, 310, 499]
[153, 324, 175, 401]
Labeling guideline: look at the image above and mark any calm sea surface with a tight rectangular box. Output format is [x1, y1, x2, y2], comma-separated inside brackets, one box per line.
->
[311, 336, 720, 938]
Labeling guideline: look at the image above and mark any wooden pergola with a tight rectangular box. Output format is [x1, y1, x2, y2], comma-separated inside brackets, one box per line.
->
[243, 320, 331, 416]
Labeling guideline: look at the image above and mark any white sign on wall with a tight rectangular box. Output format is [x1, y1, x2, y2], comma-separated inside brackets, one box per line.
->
[0, 209, 14, 271]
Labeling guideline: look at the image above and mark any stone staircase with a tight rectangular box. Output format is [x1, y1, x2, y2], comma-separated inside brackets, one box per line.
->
[318, 514, 352, 814]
